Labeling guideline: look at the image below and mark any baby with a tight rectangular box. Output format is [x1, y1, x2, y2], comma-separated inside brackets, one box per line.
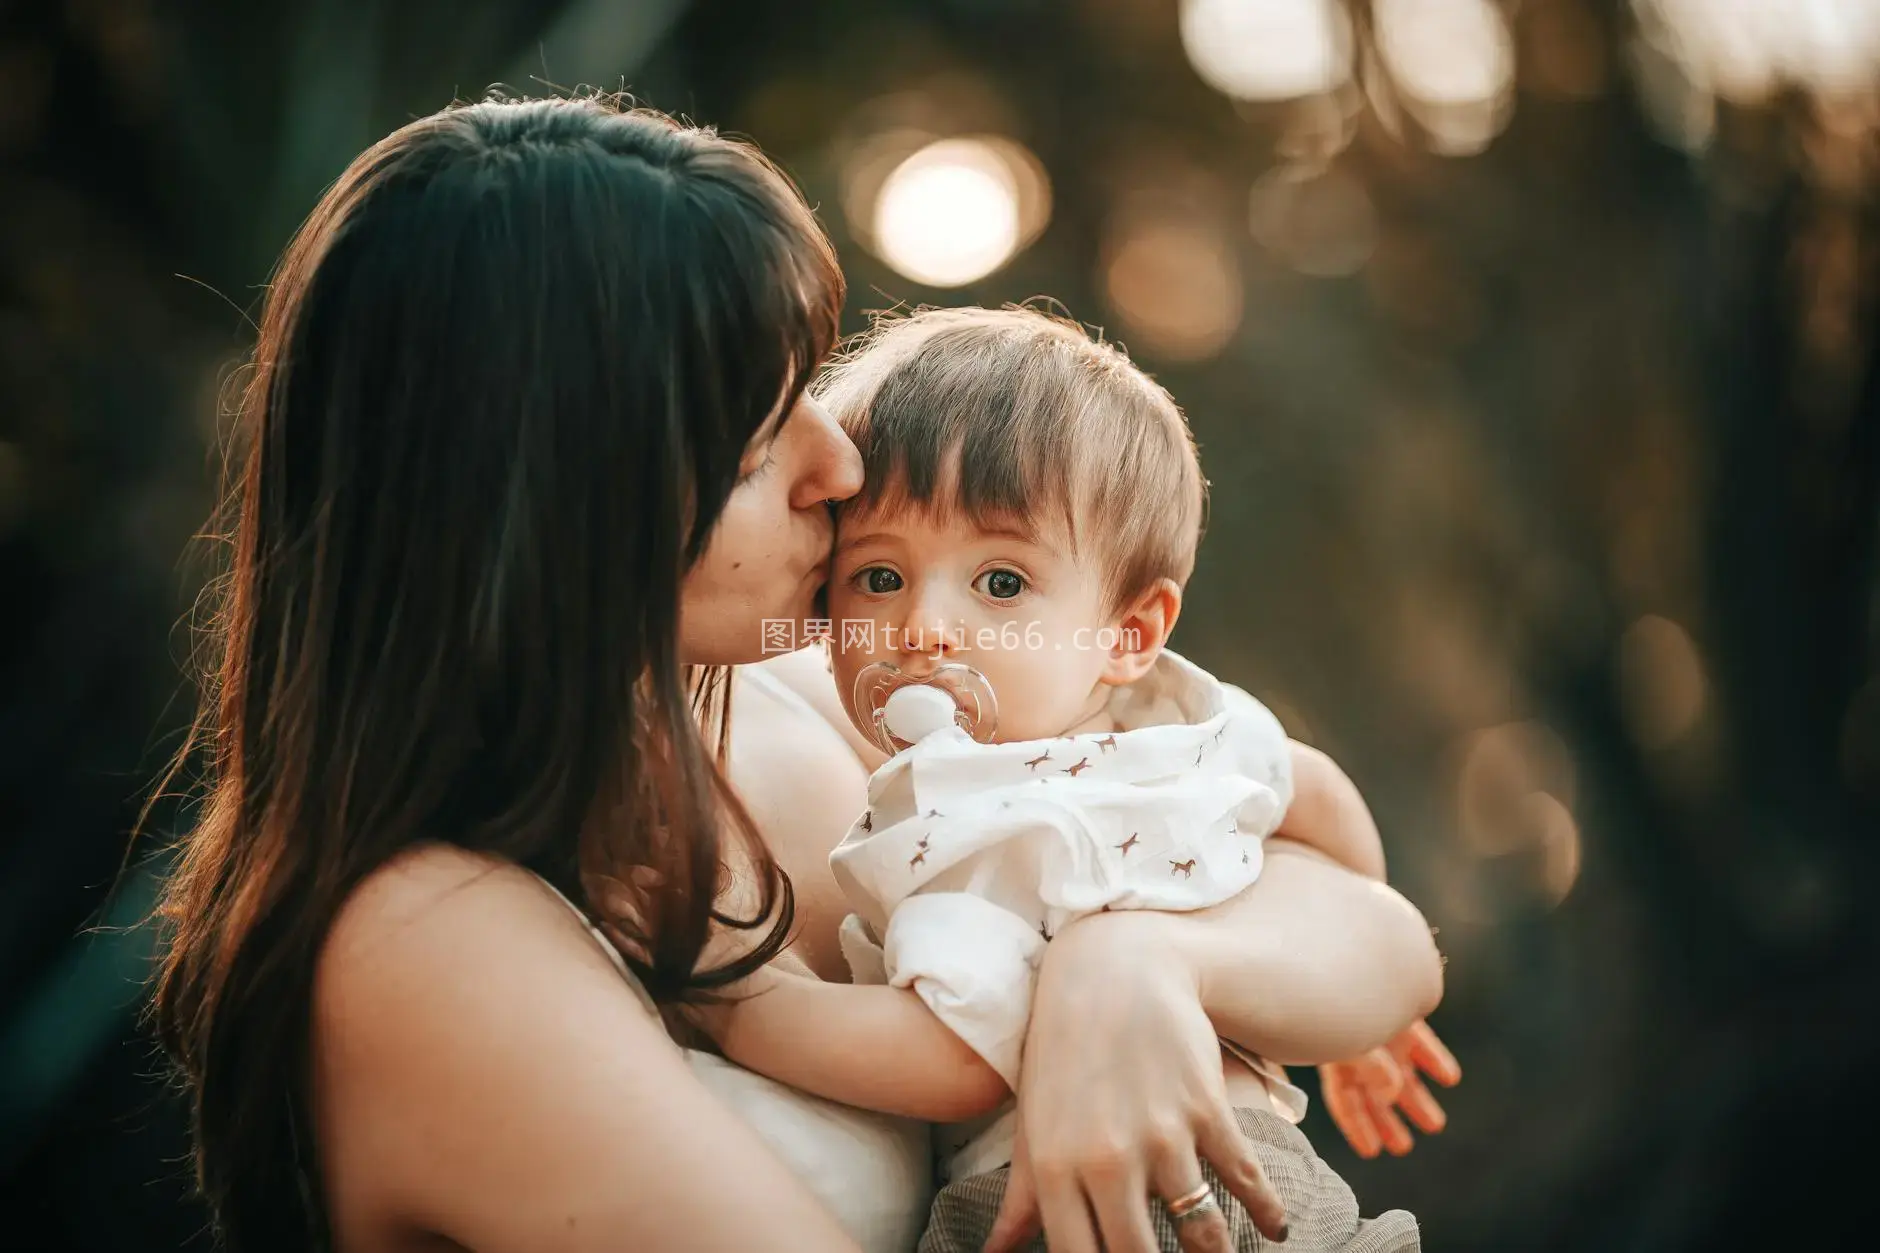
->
[704, 307, 1415, 1252]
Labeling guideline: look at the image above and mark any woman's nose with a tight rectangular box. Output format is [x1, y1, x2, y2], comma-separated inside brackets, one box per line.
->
[791, 394, 863, 509]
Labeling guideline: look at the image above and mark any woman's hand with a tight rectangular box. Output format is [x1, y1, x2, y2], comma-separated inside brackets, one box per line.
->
[984, 911, 1288, 1253]
[1318, 1021, 1461, 1159]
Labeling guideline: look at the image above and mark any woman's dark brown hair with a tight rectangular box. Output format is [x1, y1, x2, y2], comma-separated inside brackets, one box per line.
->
[147, 94, 843, 1250]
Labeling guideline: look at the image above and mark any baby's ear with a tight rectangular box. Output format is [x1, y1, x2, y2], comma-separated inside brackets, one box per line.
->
[1099, 578, 1182, 686]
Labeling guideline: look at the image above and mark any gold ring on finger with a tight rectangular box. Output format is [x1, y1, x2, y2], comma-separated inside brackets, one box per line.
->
[1164, 1182, 1220, 1224]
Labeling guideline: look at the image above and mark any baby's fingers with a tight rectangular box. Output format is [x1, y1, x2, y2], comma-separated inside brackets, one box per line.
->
[1396, 1073, 1448, 1136]
[1400, 1022, 1461, 1087]
[1353, 1047, 1404, 1102]
[1320, 1068, 1381, 1159]
[1366, 1092, 1415, 1158]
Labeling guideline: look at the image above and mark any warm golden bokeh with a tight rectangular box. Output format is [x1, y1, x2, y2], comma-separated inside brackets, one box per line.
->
[4, 1, 1876, 1248]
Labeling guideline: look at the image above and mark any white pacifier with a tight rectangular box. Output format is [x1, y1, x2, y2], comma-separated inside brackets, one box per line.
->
[853, 660, 999, 754]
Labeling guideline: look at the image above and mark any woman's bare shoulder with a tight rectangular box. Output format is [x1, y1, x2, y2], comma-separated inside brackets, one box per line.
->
[311, 844, 859, 1251]
[318, 843, 611, 997]
[742, 648, 887, 771]
[731, 653, 877, 824]
[315, 843, 664, 1080]
[730, 656, 878, 980]
[313, 845, 656, 1241]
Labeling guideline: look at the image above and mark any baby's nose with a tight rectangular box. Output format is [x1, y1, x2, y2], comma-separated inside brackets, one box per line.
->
[899, 611, 963, 662]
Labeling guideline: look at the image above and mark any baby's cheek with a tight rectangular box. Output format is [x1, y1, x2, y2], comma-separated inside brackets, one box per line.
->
[824, 600, 886, 676]
[824, 586, 862, 628]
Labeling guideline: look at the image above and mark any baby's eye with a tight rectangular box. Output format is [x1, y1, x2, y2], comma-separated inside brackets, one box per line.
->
[975, 569, 1026, 600]
[855, 567, 904, 595]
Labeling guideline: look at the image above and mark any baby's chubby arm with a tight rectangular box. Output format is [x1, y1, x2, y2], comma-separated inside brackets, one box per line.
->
[692, 963, 1011, 1123]
[1274, 742, 1388, 880]
[1223, 683, 1387, 881]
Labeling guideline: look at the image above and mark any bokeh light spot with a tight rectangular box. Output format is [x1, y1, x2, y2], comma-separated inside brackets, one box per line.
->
[1528, 791, 1585, 906]
[1635, 0, 1880, 104]
[1249, 163, 1377, 277]
[871, 137, 1029, 288]
[1102, 214, 1243, 361]
[1179, 0, 1353, 102]
[1374, 0, 1518, 154]
[1618, 614, 1707, 749]
[1455, 721, 1577, 857]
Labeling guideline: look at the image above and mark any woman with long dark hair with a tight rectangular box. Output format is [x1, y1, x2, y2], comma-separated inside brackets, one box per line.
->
[151, 95, 1444, 1253]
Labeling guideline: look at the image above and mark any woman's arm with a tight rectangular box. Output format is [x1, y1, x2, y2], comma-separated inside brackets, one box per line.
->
[699, 967, 1010, 1122]
[313, 846, 863, 1253]
[1019, 841, 1440, 1104]
[987, 843, 1442, 1253]
[741, 654, 1445, 1253]
[742, 652, 1441, 1062]
[1136, 837, 1441, 1065]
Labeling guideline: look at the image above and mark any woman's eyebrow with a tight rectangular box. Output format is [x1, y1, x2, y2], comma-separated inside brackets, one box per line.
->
[755, 374, 805, 444]
[756, 404, 791, 443]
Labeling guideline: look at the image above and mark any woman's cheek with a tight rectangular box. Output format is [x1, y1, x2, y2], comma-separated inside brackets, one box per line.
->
[722, 493, 778, 569]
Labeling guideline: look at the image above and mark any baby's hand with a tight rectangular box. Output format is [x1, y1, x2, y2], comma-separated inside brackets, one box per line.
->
[1319, 1020, 1460, 1158]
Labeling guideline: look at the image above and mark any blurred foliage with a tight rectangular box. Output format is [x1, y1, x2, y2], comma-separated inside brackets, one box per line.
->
[1, 1, 1875, 1249]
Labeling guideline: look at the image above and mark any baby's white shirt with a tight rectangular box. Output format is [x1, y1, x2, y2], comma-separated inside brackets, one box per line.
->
[829, 650, 1309, 1181]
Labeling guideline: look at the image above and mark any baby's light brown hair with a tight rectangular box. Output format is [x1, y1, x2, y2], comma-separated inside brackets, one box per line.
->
[815, 306, 1208, 615]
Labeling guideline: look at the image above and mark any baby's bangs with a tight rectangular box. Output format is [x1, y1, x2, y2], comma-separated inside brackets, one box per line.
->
[848, 420, 1081, 554]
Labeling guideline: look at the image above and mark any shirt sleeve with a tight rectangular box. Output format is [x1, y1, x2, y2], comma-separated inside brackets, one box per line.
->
[1219, 683, 1295, 828]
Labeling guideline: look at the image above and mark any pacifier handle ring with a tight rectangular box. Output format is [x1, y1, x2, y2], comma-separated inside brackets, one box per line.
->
[853, 660, 999, 753]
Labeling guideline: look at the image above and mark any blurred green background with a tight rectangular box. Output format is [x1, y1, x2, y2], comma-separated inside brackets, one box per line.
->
[2, 1, 1876, 1249]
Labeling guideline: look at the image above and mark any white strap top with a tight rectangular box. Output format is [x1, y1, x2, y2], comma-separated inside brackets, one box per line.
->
[533, 874, 931, 1253]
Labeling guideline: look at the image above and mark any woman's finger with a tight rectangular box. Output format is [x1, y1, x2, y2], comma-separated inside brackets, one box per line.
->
[1395, 1072, 1448, 1136]
[1031, 1157, 1103, 1253]
[1401, 1022, 1462, 1087]
[981, 1145, 1043, 1253]
[1148, 1141, 1233, 1253]
[1366, 1090, 1416, 1157]
[1196, 1105, 1288, 1242]
[1320, 1068, 1381, 1159]
[1085, 1149, 1159, 1253]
